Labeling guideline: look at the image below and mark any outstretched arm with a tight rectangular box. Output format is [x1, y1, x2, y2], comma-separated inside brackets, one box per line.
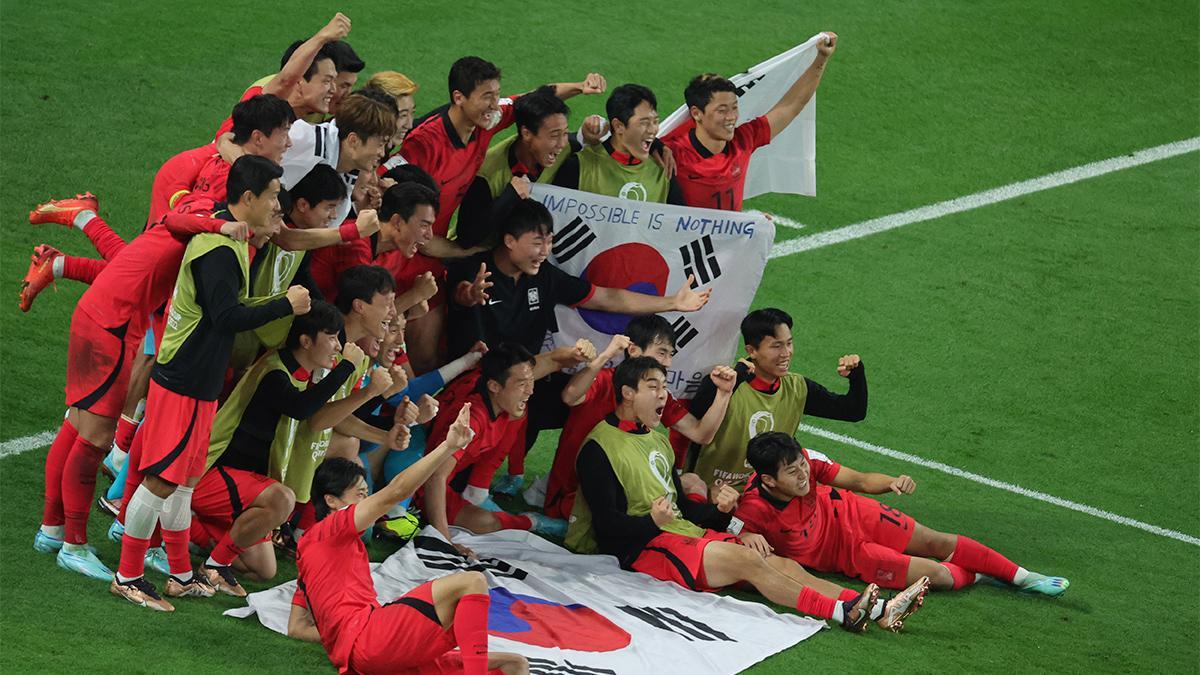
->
[830, 465, 915, 496]
[264, 13, 351, 97]
[551, 73, 607, 100]
[764, 32, 837, 138]
[582, 274, 711, 314]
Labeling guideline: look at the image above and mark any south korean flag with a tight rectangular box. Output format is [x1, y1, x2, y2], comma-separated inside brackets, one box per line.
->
[534, 184, 774, 398]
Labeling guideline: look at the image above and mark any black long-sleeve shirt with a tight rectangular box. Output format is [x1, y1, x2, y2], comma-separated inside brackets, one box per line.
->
[218, 351, 356, 474]
[576, 416, 731, 568]
[151, 245, 293, 400]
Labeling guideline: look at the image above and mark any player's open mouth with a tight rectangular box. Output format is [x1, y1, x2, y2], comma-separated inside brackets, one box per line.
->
[640, 139, 653, 153]
[654, 405, 664, 416]
[546, 151, 559, 164]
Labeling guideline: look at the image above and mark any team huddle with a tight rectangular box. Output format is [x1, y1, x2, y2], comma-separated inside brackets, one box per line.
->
[23, 13, 1069, 675]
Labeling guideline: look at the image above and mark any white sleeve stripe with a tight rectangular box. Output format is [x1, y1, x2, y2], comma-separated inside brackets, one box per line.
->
[805, 448, 832, 464]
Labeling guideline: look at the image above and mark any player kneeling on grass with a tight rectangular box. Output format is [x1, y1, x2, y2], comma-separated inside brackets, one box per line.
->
[287, 407, 528, 675]
[567, 357, 929, 633]
[738, 432, 1070, 597]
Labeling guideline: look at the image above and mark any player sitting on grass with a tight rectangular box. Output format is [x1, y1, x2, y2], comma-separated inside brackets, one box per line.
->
[567, 357, 930, 633]
[287, 413, 529, 675]
[739, 432, 1070, 596]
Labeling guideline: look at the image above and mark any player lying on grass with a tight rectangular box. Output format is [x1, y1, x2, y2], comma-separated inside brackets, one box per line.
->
[287, 411, 529, 675]
[739, 432, 1070, 596]
[567, 357, 930, 633]
[540, 314, 736, 522]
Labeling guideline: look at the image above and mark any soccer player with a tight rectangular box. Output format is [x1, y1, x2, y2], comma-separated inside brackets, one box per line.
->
[422, 344, 571, 550]
[685, 307, 867, 491]
[542, 316, 738, 520]
[368, 71, 419, 174]
[567, 357, 928, 632]
[111, 156, 311, 611]
[446, 200, 711, 477]
[739, 432, 1070, 596]
[279, 90, 397, 229]
[398, 55, 604, 372]
[193, 302, 394, 591]
[286, 427, 529, 674]
[552, 83, 684, 204]
[662, 32, 838, 211]
[324, 40, 365, 116]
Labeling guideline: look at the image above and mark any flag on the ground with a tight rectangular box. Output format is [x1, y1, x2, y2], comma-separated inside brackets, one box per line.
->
[659, 32, 830, 199]
[531, 184, 774, 398]
[227, 527, 824, 674]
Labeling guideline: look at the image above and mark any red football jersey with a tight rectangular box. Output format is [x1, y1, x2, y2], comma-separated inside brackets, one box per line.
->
[559, 367, 688, 469]
[399, 100, 517, 237]
[147, 144, 217, 225]
[426, 370, 523, 489]
[734, 447, 844, 568]
[308, 238, 373, 303]
[294, 504, 377, 674]
[660, 115, 771, 211]
[172, 153, 230, 216]
[76, 213, 225, 331]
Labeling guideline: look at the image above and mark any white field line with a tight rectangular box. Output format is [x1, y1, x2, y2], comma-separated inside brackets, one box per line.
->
[801, 424, 1200, 547]
[0, 431, 55, 460]
[769, 136, 1200, 259]
[771, 215, 807, 230]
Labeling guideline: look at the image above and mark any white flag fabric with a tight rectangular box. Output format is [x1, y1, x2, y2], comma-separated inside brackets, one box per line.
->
[659, 33, 829, 199]
[530, 184, 774, 399]
[227, 527, 824, 674]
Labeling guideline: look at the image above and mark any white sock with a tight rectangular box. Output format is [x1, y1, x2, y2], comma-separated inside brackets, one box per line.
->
[51, 256, 64, 279]
[40, 524, 64, 539]
[62, 542, 90, 554]
[133, 399, 147, 422]
[110, 447, 128, 471]
[124, 484, 166, 540]
[869, 597, 886, 621]
[831, 603, 845, 623]
[73, 210, 97, 230]
[159, 486, 194, 532]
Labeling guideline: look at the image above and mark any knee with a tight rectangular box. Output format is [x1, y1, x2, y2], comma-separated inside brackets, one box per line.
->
[462, 570, 487, 594]
[928, 562, 955, 590]
[678, 473, 707, 498]
[932, 532, 958, 560]
[254, 557, 278, 582]
[263, 484, 297, 521]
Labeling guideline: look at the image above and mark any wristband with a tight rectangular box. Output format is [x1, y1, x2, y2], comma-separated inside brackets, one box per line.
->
[726, 516, 745, 536]
[339, 220, 361, 242]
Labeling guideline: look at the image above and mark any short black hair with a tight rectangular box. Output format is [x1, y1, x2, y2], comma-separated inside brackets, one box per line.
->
[230, 94, 296, 145]
[606, 84, 657, 126]
[514, 86, 569, 135]
[379, 182, 439, 222]
[741, 308, 793, 348]
[613, 356, 666, 403]
[746, 431, 803, 478]
[684, 73, 738, 112]
[280, 40, 337, 81]
[382, 163, 439, 194]
[311, 458, 368, 521]
[288, 164, 345, 212]
[327, 40, 364, 73]
[448, 56, 501, 101]
[226, 155, 283, 205]
[286, 300, 344, 351]
[626, 315, 676, 352]
[501, 199, 553, 241]
[480, 343, 535, 389]
[355, 86, 400, 115]
[335, 265, 396, 314]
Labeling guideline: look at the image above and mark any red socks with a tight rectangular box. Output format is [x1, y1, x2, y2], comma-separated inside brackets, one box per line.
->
[115, 415, 139, 451]
[794, 586, 837, 620]
[837, 588, 859, 602]
[453, 593, 490, 675]
[209, 533, 246, 567]
[950, 536, 1018, 582]
[62, 435, 105, 544]
[161, 528, 192, 577]
[118, 534, 151, 580]
[61, 256, 107, 284]
[941, 562, 977, 589]
[81, 216, 127, 261]
[492, 512, 532, 530]
[42, 419, 79, 527]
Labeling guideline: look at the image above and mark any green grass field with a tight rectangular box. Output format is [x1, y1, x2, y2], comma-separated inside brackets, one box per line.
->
[2, 1, 1198, 672]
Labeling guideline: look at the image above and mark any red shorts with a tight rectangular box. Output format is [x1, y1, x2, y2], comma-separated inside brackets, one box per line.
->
[65, 307, 142, 418]
[843, 494, 917, 588]
[190, 466, 278, 548]
[632, 529, 740, 592]
[137, 380, 217, 486]
[348, 581, 457, 674]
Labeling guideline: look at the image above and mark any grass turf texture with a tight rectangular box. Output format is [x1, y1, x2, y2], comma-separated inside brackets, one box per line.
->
[2, 1, 1197, 672]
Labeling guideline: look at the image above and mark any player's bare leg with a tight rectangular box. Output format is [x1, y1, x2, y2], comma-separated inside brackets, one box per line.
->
[764, 553, 854, 599]
[201, 482, 295, 593]
[230, 541, 278, 583]
[405, 305, 444, 375]
[702, 540, 883, 633]
[905, 521, 1069, 597]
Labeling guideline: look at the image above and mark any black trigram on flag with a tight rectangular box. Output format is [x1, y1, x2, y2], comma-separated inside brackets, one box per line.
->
[414, 536, 528, 580]
[670, 316, 699, 350]
[679, 235, 721, 285]
[617, 605, 735, 642]
[526, 658, 616, 675]
[552, 216, 596, 263]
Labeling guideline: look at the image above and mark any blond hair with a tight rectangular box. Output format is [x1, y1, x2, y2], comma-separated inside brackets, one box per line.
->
[366, 71, 419, 99]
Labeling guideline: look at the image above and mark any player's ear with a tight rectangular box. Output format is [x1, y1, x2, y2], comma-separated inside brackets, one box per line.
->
[502, 233, 517, 251]
[519, 126, 534, 143]
[609, 117, 625, 136]
[451, 89, 466, 107]
[688, 105, 703, 124]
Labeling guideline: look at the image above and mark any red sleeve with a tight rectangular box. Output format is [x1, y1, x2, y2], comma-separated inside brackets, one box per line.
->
[398, 129, 434, 167]
[291, 586, 307, 608]
[734, 492, 776, 537]
[583, 369, 613, 405]
[662, 394, 688, 427]
[736, 115, 772, 153]
[466, 418, 520, 488]
[804, 448, 841, 485]
[162, 212, 225, 239]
